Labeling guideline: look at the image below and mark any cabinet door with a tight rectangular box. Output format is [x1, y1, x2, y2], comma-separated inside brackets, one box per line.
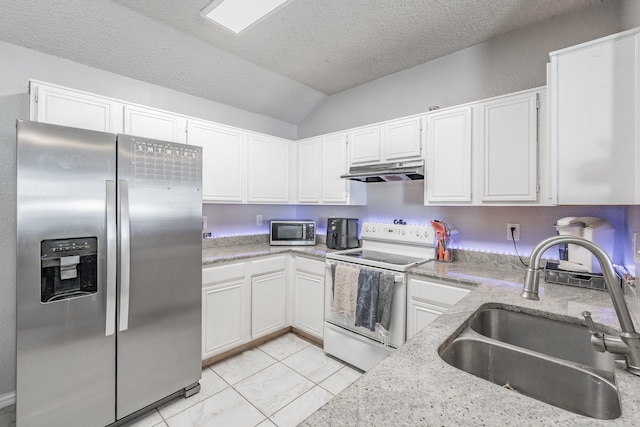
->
[322, 133, 349, 203]
[382, 116, 423, 161]
[123, 105, 186, 143]
[407, 277, 470, 339]
[247, 134, 290, 203]
[187, 120, 246, 202]
[552, 32, 638, 204]
[202, 281, 246, 358]
[407, 299, 444, 340]
[425, 107, 472, 203]
[349, 125, 381, 165]
[293, 257, 325, 339]
[479, 93, 538, 202]
[251, 271, 287, 339]
[31, 82, 122, 133]
[297, 138, 322, 203]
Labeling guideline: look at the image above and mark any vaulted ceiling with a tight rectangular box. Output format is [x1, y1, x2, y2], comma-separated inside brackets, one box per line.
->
[0, 0, 609, 123]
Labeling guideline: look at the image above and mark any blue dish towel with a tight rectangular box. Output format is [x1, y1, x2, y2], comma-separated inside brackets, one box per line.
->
[354, 269, 381, 332]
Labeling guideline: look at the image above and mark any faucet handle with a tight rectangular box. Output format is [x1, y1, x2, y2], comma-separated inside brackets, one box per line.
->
[582, 311, 606, 352]
[582, 311, 598, 333]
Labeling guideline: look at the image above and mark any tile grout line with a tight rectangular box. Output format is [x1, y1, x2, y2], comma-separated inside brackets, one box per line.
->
[157, 335, 347, 427]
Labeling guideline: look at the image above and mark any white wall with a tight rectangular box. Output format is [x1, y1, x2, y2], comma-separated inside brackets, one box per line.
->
[362, 182, 628, 263]
[0, 40, 297, 397]
[298, 0, 621, 138]
[621, 0, 640, 29]
[202, 204, 297, 236]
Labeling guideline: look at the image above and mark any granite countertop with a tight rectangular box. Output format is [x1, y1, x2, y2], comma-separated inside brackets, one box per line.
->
[304, 260, 640, 426]
[201, 241, 640, 425]
[202, 241, 330, 266]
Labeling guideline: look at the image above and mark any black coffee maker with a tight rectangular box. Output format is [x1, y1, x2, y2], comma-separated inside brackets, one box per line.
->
[326, 218, 359, 249]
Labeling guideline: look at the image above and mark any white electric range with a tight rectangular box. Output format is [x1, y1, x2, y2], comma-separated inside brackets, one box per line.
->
[324, 222, 435, 371]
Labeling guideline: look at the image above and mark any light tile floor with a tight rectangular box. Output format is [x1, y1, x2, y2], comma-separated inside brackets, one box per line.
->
[0, 333, 361, 427]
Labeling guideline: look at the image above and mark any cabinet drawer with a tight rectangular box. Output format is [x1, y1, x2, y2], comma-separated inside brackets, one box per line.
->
[408, 277, 471, 307]
[202, 262, 245, 285]
[295, 256, 324, 275]
[251, 255, 286, 275]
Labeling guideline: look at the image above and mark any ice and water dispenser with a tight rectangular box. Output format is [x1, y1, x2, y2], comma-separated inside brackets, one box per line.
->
[40, 237, 98, 302]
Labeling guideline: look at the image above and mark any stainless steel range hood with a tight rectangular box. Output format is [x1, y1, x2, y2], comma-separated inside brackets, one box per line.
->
[341, 160, 424, 182]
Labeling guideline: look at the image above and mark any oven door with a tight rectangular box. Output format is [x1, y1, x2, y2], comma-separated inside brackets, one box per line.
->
[324, 260, 406, 348]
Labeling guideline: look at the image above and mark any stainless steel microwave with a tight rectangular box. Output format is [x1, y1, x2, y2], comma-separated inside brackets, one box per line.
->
[270, 220, 316, 246]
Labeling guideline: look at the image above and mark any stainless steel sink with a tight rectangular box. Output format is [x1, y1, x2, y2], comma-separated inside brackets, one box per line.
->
[469, 307, 617, 370]
[439, 306, 621, 420]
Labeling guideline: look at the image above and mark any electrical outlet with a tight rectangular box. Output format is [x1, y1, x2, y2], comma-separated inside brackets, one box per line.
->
[507, 223, 520, 241]
[256, 214, 263, 226]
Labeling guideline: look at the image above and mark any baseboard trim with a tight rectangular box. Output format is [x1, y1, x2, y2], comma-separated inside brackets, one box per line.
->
[201, 327, 324, 368]
[202, 327, 292, 368]
[0, 391, 16, 409]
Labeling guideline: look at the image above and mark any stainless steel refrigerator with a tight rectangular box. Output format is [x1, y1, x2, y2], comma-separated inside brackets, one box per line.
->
[16, 120, 203, 427]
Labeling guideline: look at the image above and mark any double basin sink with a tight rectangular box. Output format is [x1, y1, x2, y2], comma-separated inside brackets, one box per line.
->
[439, 305, 622, 420]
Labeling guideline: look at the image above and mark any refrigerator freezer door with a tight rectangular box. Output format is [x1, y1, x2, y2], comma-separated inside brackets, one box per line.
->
[16, 121, 117, 427]
[115, 135, 203, 418]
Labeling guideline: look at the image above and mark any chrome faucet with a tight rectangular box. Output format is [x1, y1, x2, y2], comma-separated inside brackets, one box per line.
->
[521, 235, 640, 376]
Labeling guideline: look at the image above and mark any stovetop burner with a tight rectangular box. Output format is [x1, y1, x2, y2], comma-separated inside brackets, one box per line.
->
[341, 250, 427, 266]
[325, 222, 435, 271]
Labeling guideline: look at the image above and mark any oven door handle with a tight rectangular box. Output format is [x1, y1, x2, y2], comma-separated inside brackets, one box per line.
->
[325, 260, 404, 283]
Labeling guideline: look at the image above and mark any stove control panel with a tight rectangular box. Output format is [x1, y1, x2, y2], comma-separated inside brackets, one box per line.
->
[361, 222, 435, 245]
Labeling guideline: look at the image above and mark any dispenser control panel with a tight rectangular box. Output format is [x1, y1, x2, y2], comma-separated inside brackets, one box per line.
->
[41, 238, 97, 260]
[40, 237, 98, 303]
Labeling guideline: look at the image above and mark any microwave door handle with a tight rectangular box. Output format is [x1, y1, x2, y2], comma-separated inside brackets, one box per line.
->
[118, 180, 131, 332]
[105, 180, 117, 337]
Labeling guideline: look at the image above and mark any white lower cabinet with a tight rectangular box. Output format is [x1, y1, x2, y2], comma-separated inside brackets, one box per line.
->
[201, 254, 326, 359]
[251, 273, 287, 339]
[406, 276, 471, 340]
[202, 262, 249, 359]
[250, 256, 288, 340]
[293, 256, 325, 339]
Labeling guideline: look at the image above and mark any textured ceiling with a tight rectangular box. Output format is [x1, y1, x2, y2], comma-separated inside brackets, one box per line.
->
[0, 0, 608, 124]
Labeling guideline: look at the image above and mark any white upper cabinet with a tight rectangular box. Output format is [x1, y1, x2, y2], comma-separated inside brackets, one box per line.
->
[30, 81, 123, 133]
[347, 116, 423, 166]
[295, 134, 365, 205]
[187, 120, 246, 203]
[475, 92, 538, 202]
[349, 125, 381, 165]
[425, 107, 472, 203]
[297, 138, 322, 203]
[550, 28, 640, 204]
[247, 133, 291, 203]
[382, 116, 423, 161]
[426, 88, 545, 206]
[123, 105, 187, 143]
[322, 133, 351, 203]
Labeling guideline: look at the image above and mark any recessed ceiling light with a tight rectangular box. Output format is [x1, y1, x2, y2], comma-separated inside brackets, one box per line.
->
[201, 0, 291, 34]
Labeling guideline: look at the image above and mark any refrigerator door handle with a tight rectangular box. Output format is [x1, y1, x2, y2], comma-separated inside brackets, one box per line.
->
[105, 180, 117, 337]
[119, 180, 131, 332]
